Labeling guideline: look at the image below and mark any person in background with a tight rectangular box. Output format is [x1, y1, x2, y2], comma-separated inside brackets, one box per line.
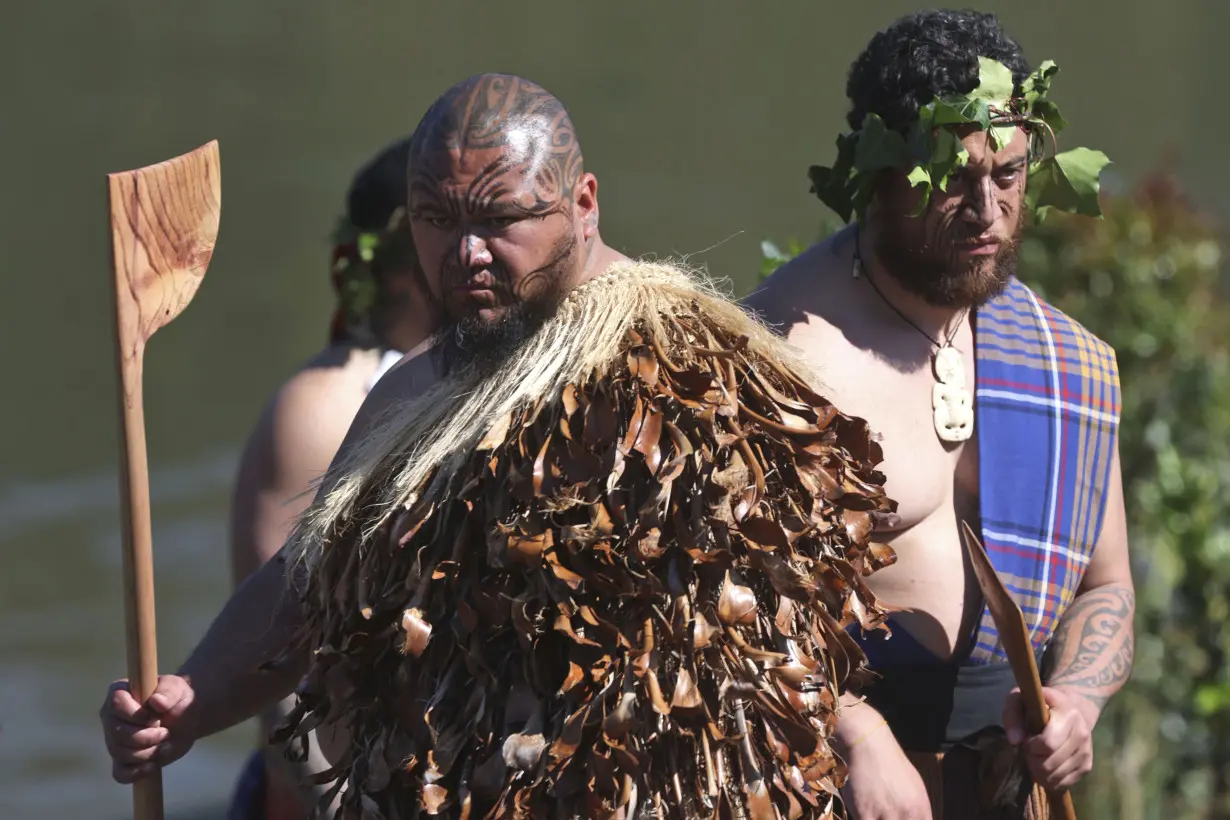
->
[224, 136, 439, 820]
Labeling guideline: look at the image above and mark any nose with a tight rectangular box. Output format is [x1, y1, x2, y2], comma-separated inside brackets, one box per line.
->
[961, 176, 997, 231]
[456, 231, 493, 269]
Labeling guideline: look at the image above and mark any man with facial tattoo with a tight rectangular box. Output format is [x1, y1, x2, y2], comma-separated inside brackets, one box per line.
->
[747, 9, 1134, 820]
[100, 73, 898, 818]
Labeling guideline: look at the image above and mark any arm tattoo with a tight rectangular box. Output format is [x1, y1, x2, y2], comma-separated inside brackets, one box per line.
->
[1045, 582, 1135, 712]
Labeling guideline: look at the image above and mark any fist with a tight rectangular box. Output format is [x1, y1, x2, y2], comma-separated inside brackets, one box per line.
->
[1002, 686, 1093, 792]
[99, 675, 198, 784]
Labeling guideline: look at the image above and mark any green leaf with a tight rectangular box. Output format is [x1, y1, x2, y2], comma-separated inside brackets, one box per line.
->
[989, 124, 1018, 152]
[973, 57, 1015, 106]
[851, 178, 876, 222]
[808, 164, 853, 223]
[930, 98, 976, 127]
[1029, 99, 1069, 133]
[905, 165, 933, 217]
[808, 132, 859, 223]
[1023, 60, 1060, 104]
[938, 96, 991, 130]
[1026, 147, 1112, 219]
[853, 113, 907, 172]
[930, 129, 968, 193]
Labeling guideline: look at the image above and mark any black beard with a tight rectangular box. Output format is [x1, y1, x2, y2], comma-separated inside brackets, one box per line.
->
[434, 301, 552, 374]
[434, 227, 579, 375]
[872, 217, 1022, 308]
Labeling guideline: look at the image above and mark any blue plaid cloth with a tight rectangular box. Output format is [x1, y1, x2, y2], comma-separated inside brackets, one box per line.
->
[970, 277, 1121, 664]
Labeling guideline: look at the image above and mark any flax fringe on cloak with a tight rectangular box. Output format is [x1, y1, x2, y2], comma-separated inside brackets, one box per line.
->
[274, 260, 898, 820]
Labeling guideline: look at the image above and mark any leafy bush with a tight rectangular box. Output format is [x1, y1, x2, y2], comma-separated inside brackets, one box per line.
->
[756, 171, 1230, 819]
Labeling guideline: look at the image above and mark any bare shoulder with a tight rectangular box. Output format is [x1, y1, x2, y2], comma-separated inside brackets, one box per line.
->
[340, 342, 442, 451]
[742, 228, 856, 342]
[267, 351, 372, 455]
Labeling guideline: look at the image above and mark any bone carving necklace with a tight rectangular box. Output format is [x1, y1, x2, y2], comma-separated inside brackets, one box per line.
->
[852, 235, 974, 443]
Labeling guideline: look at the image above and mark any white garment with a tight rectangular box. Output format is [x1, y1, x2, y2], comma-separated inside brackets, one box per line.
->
[365, 348, 407, 394]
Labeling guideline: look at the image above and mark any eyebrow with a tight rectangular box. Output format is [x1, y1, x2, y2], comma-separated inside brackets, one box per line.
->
[998, 157, 1028, 172]
[408, 180, 443, 204]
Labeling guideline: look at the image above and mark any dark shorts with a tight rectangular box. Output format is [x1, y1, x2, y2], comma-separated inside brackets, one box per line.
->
[226, 750, 267, 820]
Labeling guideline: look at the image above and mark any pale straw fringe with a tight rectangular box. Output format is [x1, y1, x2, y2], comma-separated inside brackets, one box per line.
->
[286, 258, 821, 568]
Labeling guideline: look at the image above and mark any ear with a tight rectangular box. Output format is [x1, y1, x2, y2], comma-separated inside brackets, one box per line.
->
[573, 173, 599, 238]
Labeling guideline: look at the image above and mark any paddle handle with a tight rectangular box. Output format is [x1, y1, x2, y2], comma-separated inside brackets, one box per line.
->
[114, 343, 165, 820]
[1056, 790, 1077, 820]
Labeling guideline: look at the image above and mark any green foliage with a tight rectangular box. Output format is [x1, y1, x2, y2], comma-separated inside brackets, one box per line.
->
[756, 171, 1230, 818]
[808, 58, 1111, 224]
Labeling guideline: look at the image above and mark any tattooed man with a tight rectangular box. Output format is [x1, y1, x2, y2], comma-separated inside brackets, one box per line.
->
[747, 9, 1134, 819]
[101, 74, 899, 818]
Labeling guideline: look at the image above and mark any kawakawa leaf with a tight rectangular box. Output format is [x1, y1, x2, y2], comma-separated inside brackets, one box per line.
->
[1027, 147, 1112, 220]
[989, 124, 1018, 153]
[853, 114, 907, 172]
[807, 55, 1109, 225]
[972, 56, 1015, 105]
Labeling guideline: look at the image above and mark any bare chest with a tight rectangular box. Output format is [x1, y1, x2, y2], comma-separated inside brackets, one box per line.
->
[794, 321, 979, 523]
[787, 319, 982, 657]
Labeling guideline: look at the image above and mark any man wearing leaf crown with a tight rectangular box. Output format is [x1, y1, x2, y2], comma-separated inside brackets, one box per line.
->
[747, 9, 1135, 819]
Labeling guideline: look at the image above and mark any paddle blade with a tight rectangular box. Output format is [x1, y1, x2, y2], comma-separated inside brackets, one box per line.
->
[960, 521, 1050, 729]
[107, 140, 221, 347]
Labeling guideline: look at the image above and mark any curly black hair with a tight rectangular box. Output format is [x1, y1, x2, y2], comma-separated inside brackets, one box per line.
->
[345, 136, 412, 234]
[846, 9, 1032, 133]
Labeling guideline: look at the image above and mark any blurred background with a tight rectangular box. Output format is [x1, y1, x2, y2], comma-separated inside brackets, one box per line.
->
[1, 2, 1227, 818]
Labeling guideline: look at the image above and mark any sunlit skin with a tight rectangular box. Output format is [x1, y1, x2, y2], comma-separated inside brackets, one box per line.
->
[868, 124, 1030, 311]
[408, 142, 602, 327]
[747, 118, 1133, 815]
[404, 74, 624, 350]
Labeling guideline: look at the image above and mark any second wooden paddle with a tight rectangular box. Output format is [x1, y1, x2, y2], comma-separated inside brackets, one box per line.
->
[960, 520, 1076, 820]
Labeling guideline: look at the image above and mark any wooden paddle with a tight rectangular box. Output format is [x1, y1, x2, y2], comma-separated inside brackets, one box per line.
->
[107, 140, 221, 820]
[960, 520, 1076, 820]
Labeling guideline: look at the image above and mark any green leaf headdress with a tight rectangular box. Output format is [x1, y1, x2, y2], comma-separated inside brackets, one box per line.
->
[329, 206, 417, 345]
[808, 58, 1111, 224]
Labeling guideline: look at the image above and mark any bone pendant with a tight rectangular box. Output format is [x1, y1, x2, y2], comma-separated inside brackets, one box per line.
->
[933, 345, 965, 387]
[933, 382, 974, 442]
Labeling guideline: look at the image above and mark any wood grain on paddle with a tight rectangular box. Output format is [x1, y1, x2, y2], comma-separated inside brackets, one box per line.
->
[961, 521, 1076, 820]
[108, 140, 220, 820]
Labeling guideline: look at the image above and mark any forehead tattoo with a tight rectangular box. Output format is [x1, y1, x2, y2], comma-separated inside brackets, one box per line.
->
[410, 74, 584, 217]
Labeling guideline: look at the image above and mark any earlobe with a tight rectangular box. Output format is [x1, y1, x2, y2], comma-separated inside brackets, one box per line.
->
[576, 173, 600, 238]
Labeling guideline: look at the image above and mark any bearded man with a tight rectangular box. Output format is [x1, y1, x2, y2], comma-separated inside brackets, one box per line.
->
[102, 73, 897, 819]
[746, 9, 1135, 820]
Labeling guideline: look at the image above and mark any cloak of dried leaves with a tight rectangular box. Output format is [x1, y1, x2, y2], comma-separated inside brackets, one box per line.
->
[272, 261, 898, 819]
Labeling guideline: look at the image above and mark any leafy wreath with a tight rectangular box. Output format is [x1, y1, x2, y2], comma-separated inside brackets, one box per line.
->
[808, 57, 1111, 224]
[329, 206, 416, 344]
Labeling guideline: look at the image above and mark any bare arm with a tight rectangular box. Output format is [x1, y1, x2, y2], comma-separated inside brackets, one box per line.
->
[226, 368, 367, 799]
[176, 554, 308, 739]
[176, 348, 439, 743]
[1044, 446, 1136, 727]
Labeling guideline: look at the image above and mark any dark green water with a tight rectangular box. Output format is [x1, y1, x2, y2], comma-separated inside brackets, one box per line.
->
[1, 2, 1225, 817]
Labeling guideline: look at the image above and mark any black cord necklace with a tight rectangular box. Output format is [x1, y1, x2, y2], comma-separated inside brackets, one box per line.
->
[852, 230, 969, 351]
[851, 225, 975, 443]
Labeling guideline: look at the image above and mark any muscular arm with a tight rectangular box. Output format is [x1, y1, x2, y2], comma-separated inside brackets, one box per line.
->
[176, 349, 438, 743]
[1044, 446, 1136, 726]
[226, 367, 367, 800]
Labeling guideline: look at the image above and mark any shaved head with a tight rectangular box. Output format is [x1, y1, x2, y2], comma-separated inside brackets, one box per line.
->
[409, 74, 585, 218]
[406, 74, 602, 373]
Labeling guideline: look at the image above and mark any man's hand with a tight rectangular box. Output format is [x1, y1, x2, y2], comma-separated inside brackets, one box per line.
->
[1002, 686, 1093, 792]
[838, 707, 933, 820]
[100, 675, 198, 784]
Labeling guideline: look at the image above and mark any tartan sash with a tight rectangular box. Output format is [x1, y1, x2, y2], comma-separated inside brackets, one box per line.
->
[970, 277, 1121, 665]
